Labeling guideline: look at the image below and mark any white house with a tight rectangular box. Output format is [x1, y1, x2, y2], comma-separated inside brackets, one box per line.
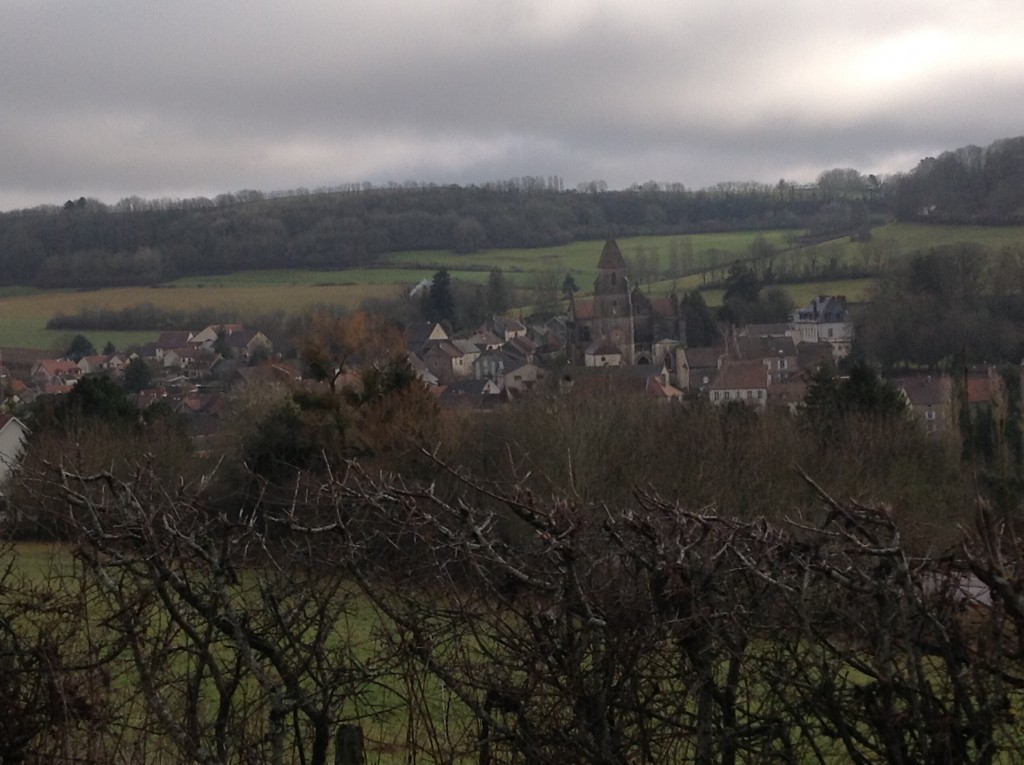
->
[0, 415, 28, 492]
[709, 360, 769, 407]
[790, 296, 854, 359]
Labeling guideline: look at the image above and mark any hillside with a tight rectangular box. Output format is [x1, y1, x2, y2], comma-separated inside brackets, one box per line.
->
[0, 180, 882, 291]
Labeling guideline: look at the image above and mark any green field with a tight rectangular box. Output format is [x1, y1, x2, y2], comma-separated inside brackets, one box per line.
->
[0, 282, 405, 350]
[791, 222, 1024, 273]
[1, 224, 1020, 350]
[384, 231, 794, 285]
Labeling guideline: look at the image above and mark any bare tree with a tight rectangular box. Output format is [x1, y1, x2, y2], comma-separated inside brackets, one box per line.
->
[20, 451, 1024, 765]
[50, 461, 389, 765]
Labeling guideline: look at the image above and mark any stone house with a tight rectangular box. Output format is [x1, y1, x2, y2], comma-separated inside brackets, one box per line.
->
[709, 360, 770, 407]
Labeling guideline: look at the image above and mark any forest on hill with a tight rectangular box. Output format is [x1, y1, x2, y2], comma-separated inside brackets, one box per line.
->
[1, 134, 1021, 291]
[892, 136, 1024, 223]
[0, 175, 886, 290]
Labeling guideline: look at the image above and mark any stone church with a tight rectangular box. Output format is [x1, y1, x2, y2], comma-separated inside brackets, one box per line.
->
[568, 239, 682, 365]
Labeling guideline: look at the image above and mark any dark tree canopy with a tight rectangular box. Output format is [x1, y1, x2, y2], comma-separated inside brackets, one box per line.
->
[65, 334, 96, 361]
[0, 180, 881, 290]
[486, 267, 511, 315]
[561, 272, 580, 298]
[122, 358, 152, 394]
[34, 375, 139, 432]
[680, 291, 719, 347]
[427, 268, 455, 324]
[803, 361, 906, 426]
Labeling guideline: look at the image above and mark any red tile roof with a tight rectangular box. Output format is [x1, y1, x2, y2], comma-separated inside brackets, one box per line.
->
[966, 377, 994, 404]
[710, 360, 769, 391]
[572, 299, 595, 320]
[899, 377, 949, 407]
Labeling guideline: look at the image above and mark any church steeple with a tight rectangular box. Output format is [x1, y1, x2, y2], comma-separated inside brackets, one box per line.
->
[594, 238, 629, 297]
[597, 238, 627, 271]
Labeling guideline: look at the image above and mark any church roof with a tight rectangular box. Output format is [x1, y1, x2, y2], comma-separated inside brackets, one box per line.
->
[571, 299, 596, 320]
[598, 239, 627, 270]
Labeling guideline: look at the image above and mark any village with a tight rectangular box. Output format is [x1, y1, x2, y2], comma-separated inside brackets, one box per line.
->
[0, 238, 1008, 487]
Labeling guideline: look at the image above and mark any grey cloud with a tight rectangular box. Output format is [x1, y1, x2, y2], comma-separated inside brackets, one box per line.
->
[2, 1, 1024, 209]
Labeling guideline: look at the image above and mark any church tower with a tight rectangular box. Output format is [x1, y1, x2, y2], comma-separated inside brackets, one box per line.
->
[591, 239, 635, 362]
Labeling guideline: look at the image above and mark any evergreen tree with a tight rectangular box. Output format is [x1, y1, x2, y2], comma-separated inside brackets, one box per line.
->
[561, 273, 579, 298]
[65, 334, 96, 361]
[841, 361, 906, 418]
[428, 268, 455, 324]
[48, 375, 139, 430]
[802, 361, 906, 430]
[681, 291, 719, 347]
[486, 268, 510, 315]
[123, 358, 153, 394]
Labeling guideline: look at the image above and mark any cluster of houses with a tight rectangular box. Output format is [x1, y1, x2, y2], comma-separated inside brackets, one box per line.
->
[0, 241, 1009, 495]
[403, 316, 558, 406]
[897, 369, 1006, 438]
[404, 304, 850, 410]
[0, 324, 283, 441]
[408, 241, 860, 410]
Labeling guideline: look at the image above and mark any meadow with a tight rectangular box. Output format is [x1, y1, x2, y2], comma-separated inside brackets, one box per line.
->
[2, 223, 1022, 350]
[0, 282, 404, 351]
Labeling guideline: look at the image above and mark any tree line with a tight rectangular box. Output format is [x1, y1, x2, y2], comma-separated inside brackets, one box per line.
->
[0, 179, 888, 289]
[6, 133, 1024, 292]
[890, 136, 1024, 223]
[857, 242, 1024, 369]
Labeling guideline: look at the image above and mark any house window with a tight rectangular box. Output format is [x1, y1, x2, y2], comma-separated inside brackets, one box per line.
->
[714, 392, 719, 401]
[778, 359, 787, 369]
[758, 390, 764, 399]
[926, 409, 936, 421]
[746, 390, 752, 399]
[828, 328, 834, 338]
[724, 391, 731, 400]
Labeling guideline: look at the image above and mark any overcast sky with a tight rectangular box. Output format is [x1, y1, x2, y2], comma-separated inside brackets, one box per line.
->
[2, 0, 1023, 211]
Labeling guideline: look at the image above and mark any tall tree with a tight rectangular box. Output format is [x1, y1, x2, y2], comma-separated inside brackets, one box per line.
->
[123, 358, 153, 394]
[561, 272, 579, 298]
[486, 267, 510, 315]
[65, 334, 96, 361]
[681, 291, 719, 347]
[427, 268, 455, 324]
